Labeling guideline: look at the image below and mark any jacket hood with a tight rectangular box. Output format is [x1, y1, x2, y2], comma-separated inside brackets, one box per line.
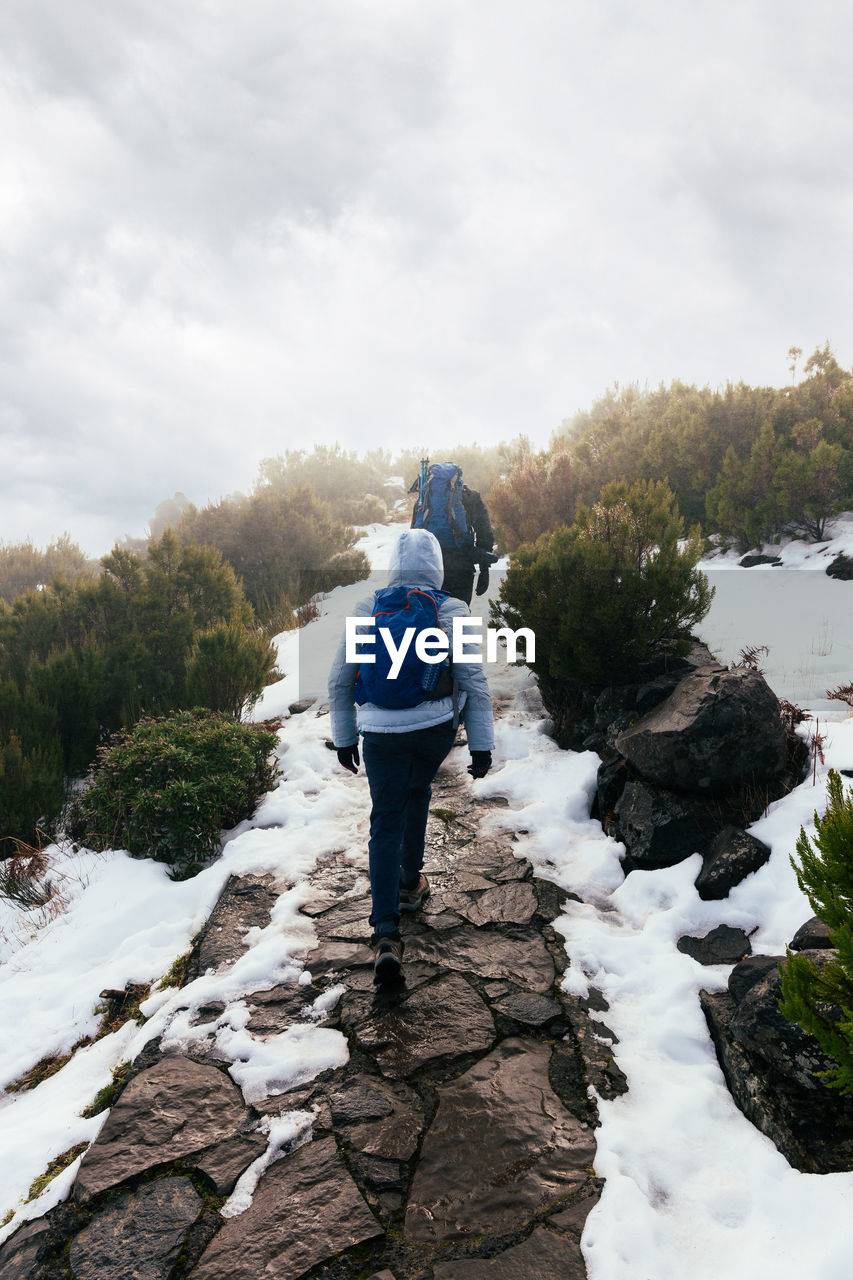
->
[387, 528, 444, 590]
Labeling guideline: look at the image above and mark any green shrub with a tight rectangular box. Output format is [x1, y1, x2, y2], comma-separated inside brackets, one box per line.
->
[0, 731, 64, 854]
[488, 448, 577, 551]
[494, 478, 713, 693]
[779, 769, 853, 1093]
[186, 622, 282, 719]
[0, 533, 92, 603]
[73, 709, 279, 876]
[336, 495, 388, 525]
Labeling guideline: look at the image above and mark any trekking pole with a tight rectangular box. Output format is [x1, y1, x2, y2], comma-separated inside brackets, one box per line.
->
[416, 458, 429, 517]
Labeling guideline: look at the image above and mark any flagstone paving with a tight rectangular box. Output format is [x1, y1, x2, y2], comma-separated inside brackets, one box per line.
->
[0, 749, 623, 1280]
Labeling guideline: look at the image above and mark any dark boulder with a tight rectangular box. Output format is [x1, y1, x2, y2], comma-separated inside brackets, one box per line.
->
[826, 553, 853, 580]
[701, 978, 853, 1173]
[616, 666, 787, 793]
[729, 956, 838, 1090]
[727, 955, 781, 1004]
[635, 673, 682, 715]
[677, 925, 752, 965]
[612, 780, 709, 872]
[695, 826, 773, 900]
[789, 916, 833, 950]
[739, 554, 782, 567]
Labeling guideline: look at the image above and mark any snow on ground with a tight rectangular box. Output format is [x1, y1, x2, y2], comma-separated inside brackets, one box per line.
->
[2, 518, 853, 1274]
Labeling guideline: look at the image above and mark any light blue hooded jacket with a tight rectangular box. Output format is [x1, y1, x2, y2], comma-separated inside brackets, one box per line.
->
[328, 528, 495, 751]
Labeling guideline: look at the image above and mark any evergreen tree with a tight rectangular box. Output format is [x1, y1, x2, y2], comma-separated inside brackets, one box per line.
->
[494, 479, 713, 690]
[186, 622, 281, 719]
[779, 770, 853, 1093]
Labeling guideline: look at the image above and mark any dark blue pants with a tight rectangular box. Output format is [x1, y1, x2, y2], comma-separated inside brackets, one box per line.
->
[361, 718, 457, 936]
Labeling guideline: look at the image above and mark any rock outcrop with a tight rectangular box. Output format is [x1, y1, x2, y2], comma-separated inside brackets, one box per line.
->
[701, 951, 853, 1173]
[615, 666, 787, 793]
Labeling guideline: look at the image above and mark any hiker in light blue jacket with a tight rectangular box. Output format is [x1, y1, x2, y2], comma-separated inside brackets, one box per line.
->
[328, 528, 495, 981]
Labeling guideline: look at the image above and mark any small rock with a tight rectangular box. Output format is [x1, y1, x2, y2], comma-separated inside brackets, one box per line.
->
[350, 1153, 407, 1192]
[695, 826, 773, 900]
[457, 881, 538, 927]
[288, 698, 315, 714]
[191, 876, 279, 976]
[728, 955, 782, 1003]
[739, 554, 782, 567]
[304, 940, 375, 976]
[547, 1186, 601, 1236]
[789, 916, 833, 950]
[328, 1077, 395, 1125]
[492, 989, 564, 1027]
[245, 984, 320, 1036]
[407, 1038, 595, 1242]
[677, 925, 752, 966]
[193, 1133, 269, 1196]
[0, 1218, 53, 1280]
[613, 781, 708, 871]
[826, 553, 853, 580]
[404, 927, 555, 993]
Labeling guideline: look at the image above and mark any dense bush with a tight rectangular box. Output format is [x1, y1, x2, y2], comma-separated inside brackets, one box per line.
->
[336, 495, 388, 525]
[257, 444, 392, 502]
[489, 346, 853, 551]
[0, 732, 64, 855]
[0, 532, 261, 849]
[186, 622, 282, 719]
[488, 449, 576, 553]
[779, 769, 853, 1093]
[494, 479, 713, 694]
[173, 484, 366, 628]
[0, 534, 93, 603]
[72, 709, 280, 876]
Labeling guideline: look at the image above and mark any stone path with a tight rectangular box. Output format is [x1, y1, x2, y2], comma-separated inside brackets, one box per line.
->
[1, 747, 627, 1280]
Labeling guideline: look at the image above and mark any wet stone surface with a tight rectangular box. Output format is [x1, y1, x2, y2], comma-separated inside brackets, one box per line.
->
[403, 927, 556, 993]
[12, 755, 611, 1280]
[190, 1137, 383, 1280]
[73, 1057, 249, 1203]
[68, 1178, 203, 1280]
[349, 974, 496, 1078]
[431, 1225, 587, 1279]
[406, 1038, 597, 1242]
[187, 875, 280, 977]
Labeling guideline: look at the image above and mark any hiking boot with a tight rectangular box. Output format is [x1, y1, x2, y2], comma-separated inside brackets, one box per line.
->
[372, 933, 403, 983]
[399, 873, 430, 913]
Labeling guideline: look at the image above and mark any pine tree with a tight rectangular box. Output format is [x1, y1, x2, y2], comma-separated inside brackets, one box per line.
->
[779, 769, 853, 1093]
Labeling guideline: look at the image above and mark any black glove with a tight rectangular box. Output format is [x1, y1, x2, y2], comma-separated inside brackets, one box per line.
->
[468, 750, 492, 778]
[336, 744, 360, 774]
[474, 567, 490, 597]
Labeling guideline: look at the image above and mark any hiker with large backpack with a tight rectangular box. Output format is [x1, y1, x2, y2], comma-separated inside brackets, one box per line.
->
[410, 460, 496, 605]
[328, 528, 495, 982]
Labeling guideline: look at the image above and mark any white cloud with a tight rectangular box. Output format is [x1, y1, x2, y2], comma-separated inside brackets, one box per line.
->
[1, 0, 852, 553]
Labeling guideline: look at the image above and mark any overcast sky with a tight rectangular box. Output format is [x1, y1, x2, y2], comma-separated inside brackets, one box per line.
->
[2, 0, 852, 555]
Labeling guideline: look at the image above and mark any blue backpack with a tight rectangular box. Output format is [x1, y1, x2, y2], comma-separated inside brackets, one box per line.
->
[412, 462, 475, 549]
[354, 585, 451, 709]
